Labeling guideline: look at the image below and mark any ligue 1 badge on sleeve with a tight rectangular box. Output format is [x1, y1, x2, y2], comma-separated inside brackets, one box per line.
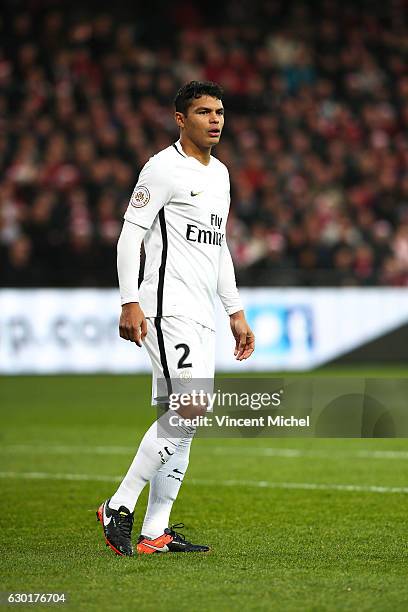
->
[130, 185, 150, 208]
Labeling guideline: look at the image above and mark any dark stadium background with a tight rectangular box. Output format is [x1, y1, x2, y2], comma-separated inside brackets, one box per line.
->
[1, 0, 407, 289]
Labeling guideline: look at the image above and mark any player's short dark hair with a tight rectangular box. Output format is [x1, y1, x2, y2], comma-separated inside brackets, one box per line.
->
[174, 81, 224, 115]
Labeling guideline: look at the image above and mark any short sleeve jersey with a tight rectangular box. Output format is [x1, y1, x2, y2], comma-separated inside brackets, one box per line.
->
[124, 141, 231, 330]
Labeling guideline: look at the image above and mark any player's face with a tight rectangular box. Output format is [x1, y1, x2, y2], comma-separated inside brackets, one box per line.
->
[176, 95, 224, 148]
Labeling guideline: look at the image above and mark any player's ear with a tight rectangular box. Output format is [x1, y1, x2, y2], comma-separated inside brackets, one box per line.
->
[175, 111, 185, 129]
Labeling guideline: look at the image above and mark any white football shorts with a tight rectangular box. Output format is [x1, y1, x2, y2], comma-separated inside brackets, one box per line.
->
[143, 316, 215, 405]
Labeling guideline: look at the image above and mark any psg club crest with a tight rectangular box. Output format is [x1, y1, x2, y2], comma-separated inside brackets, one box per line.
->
[130, 185, 150, 208]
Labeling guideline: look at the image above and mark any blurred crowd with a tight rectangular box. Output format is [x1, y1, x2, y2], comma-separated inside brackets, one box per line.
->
[1, 0, 408, 287]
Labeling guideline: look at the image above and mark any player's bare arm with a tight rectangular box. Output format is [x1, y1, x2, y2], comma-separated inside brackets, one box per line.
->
[230, 310, 255, 361]
[119, 302, 147, 347]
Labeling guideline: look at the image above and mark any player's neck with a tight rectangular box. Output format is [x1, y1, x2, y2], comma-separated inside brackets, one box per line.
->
[179, 136, 211, 166]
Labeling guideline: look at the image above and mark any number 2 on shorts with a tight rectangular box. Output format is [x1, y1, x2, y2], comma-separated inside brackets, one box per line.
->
[175, 343, 192, 368]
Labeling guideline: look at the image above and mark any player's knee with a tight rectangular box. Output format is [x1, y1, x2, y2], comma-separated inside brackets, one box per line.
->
[176, 398, 208, 419]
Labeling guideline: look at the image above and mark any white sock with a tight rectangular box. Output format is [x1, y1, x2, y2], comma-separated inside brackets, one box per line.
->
[140, 436, 193, 539]
[110, 412, 193, 512]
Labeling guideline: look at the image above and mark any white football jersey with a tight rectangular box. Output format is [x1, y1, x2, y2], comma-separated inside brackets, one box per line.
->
[124, 140, 231, 330]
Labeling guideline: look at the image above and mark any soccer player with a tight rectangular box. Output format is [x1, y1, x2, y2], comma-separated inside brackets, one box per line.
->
[97, 81, 255, 556]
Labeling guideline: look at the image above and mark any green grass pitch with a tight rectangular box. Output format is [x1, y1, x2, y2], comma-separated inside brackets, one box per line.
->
[1, 370, 408, 611]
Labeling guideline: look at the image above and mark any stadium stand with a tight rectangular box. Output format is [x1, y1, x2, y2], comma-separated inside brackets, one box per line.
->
[0, 0, 407, 287]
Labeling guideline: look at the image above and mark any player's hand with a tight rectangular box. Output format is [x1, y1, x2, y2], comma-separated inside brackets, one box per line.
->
[119, 302, 147, 347]
[229, 311, 255, 361]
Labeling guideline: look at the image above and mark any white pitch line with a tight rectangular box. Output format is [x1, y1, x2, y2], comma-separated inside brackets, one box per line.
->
[356, 450, 408, 460]
[190, 479, 408, 494]
[0, 471, 122, 483]
[1, 444, 408, 460]
[213, 447, 408, 460]
[0, 444, 135, 455]
[0, 471, 407, 495]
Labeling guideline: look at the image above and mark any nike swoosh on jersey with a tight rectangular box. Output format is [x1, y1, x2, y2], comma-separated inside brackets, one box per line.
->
[103, 503, 112, 526]
[142, 542, 170, 552]
[190, 190, 203, 197]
